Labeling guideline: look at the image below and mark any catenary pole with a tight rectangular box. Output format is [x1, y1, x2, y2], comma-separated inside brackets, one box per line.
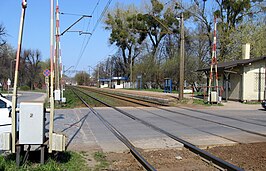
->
[49, 0, 55, 153]
[55, 0, 62, 98]
[54, 0, 59, 91]
[11, 0, 27, 153]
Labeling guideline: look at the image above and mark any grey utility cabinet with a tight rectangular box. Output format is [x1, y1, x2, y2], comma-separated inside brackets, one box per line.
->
[19, 102, 45, 144]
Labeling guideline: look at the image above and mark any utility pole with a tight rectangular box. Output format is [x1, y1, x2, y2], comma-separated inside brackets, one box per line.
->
[179, 12, 185, 101]
[264, 59, 266, 101]
[130, 55, 133, 88]
[49, 0, 55, 153]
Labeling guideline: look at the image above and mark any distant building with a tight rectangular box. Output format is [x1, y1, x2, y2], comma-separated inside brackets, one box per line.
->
[99, 78, 111, 88]
[198, 44, 266, 102]
[111, 77, 128, 89]
[99, 77, 129, 89]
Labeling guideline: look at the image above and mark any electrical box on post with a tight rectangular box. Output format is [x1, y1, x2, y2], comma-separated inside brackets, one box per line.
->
[211, 91, 218, 103]
[54, 90, 61, 101]
[0, 132, 11, 151]
[52, 133, 66, 151]
[19, 102, 45, 144]
[61, 97, 66, 103]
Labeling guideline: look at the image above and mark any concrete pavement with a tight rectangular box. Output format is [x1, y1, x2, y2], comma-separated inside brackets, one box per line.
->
[50, 105, 266, 152]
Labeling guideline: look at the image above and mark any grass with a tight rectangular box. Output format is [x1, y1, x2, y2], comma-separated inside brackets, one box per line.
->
[56, 89, 84, 109]
[193, 98, 223, 106]
[243, 101, 262, 105]
[93, 152, 109, 170]
[0, 151, 89, 171]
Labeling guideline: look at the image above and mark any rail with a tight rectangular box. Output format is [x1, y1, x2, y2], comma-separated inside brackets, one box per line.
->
[74, 87, 244, 171]
[71, 88, 156, 171]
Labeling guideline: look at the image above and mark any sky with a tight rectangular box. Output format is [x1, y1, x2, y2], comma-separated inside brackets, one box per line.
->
[0, 0, 206, 76]
[0, 0, 145, 76]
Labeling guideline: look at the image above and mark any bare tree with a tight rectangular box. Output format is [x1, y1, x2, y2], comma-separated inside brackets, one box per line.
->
[0, 24, 6, 47]
[22, 49, 42, 90]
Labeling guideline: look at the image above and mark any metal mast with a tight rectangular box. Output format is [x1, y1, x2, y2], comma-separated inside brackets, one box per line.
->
[207, 17, 219, 103]
[11, 0, 27, 153]
[49, 0, 55, 153]
[55, 0, 63, 100]
[54, 0, 60, 91]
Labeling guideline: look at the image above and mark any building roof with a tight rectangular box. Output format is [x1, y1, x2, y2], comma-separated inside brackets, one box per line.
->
[99, 77, 129, 81]
[111, 76, 128, 80]
[197, 56, 266, 72]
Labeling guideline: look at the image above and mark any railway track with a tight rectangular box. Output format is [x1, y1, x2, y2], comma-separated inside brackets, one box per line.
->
[80, 86, 169, 106]
[79, 86, 266, 139]
[72, 86, 243, 171]
[71, 88, 156, 171]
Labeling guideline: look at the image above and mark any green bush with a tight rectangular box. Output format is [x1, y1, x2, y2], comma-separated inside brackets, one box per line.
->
[20, 85, 30, 91]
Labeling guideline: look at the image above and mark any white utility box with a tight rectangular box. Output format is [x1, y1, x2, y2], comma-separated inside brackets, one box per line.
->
[0, 132, 11, 151]
[211, 91, 218, 103]
[52, 133, 66, 151]
[19, 102, 45, 144]
[61, 97, 66, 103]
[54, 90, 61, 101]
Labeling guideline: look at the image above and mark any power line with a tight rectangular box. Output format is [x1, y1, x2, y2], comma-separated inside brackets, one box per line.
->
[78, 0, 101, 57]
[73, 0, 101, 71]
[91, 0, 101, 16]
[74, 0, 113, 71]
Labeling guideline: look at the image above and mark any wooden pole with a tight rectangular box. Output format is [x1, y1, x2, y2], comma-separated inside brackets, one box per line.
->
[11, 0, 27, 153]
[179, 13, 185, 100]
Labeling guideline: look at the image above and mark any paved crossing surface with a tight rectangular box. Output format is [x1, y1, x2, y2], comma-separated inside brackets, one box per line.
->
[50, 105, 266, 152]
[5, 91, 266, 153]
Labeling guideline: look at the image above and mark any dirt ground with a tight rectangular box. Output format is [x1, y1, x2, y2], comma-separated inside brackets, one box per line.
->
[208, 142, 266, 171]
[78, 87, 265, 170]
[103, 142, 266, 171]
[106, 148, 217, 171]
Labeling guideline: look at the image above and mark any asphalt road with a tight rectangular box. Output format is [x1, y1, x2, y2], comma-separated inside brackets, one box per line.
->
[5, 91, 46, 103]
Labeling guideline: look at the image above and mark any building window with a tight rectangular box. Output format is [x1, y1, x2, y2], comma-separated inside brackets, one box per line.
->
[117, 80, 120, 85]
[254, 73, 265, 92]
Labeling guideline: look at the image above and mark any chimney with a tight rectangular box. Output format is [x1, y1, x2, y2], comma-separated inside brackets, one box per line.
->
[242, 43, 250, 59]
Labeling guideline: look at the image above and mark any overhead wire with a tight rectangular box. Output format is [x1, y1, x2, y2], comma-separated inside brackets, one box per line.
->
[77, 0, 101, 60]
[74, 0, 113, 71]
